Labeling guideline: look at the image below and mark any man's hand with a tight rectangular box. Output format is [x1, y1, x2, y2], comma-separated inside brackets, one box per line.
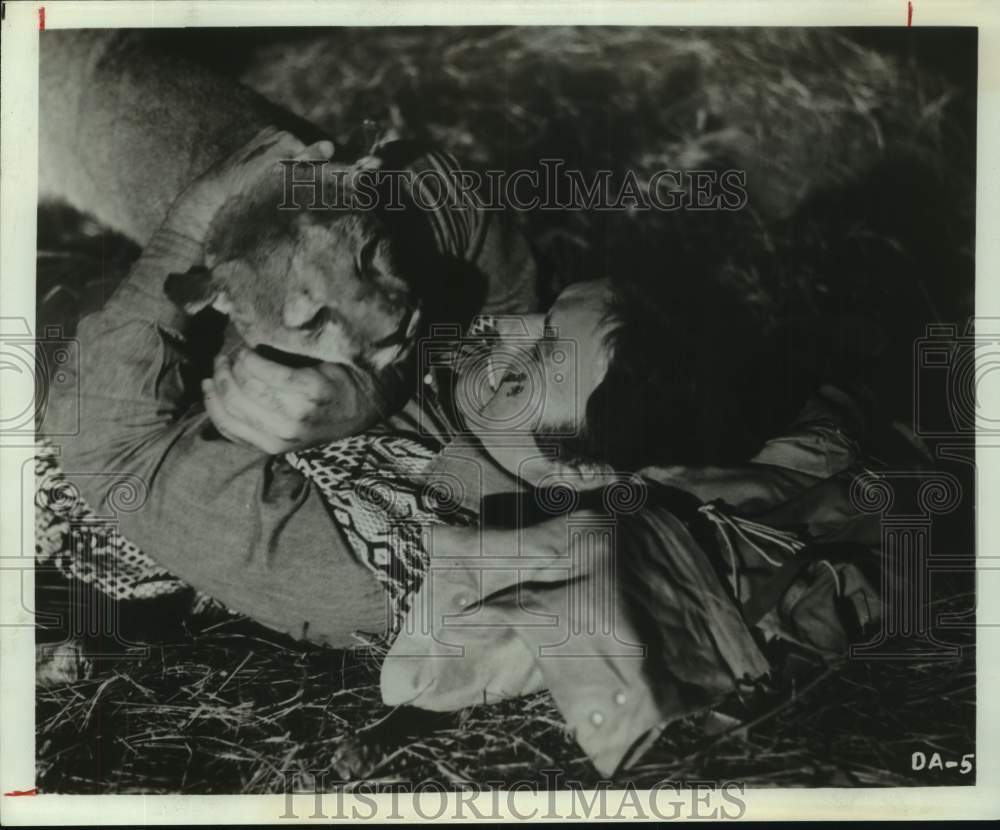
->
[164, 126, 334, 244]
[130, 127, 335, 296]
[201, 348, 376, 454]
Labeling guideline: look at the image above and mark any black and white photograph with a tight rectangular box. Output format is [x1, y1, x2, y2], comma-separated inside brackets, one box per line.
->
[1, 0, 998, 822]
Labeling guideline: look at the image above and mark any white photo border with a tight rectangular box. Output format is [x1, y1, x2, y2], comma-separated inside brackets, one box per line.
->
[2, 0, 998, 823]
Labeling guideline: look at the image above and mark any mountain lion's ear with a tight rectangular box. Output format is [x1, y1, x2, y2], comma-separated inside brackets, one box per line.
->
[164, 265, 220, 314]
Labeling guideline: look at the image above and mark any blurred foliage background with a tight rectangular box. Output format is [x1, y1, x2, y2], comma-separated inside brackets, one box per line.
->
[46, 26, 976, 425]
[35, 27, 977, 792]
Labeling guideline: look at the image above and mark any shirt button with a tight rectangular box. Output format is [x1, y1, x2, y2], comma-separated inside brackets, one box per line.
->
[590, 710, 605, 727]
[614, 691, 627, 705]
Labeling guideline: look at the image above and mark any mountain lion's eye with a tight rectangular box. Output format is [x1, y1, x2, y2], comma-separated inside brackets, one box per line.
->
[356, 237, 380, 278]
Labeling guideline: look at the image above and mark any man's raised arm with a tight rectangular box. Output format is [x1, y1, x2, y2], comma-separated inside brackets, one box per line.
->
[41, 131, 390, 647]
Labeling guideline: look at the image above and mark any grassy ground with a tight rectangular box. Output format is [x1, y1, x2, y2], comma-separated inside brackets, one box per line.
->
[35, 27, 977, 792]
[36, 574, 975, 792]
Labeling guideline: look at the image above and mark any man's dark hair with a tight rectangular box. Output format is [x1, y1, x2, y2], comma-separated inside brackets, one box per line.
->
[534, 245, 806, 473]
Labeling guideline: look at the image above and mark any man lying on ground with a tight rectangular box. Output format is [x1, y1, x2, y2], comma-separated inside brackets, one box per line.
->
[42, 129, 882, 776]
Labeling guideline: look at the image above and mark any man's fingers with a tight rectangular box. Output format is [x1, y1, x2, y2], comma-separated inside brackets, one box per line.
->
[227, 128, 309, 195]
[202, 379, 290, 455]
[233, 349, 331, 403]
[203, 379, 253, 446]
[229, 353, 316, 419]
[295, 139, 335, 161]
[237, 126, 302, 162]
[232, 348, 296, 386]
[212, 356, 304, 439]
[229, 356, 284, 405]
[235, 125, 279, 156]
[230, 126, 290, 171]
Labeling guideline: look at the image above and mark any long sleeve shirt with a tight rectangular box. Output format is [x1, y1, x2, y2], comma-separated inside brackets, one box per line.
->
[42, 221, 875, 776]
[41, 167, 544, 634]
[42, 228, 396, 644]
[380, 390, 880, 776]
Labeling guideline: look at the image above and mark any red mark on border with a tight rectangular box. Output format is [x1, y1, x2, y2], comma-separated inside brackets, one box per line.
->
[38, 6, 45, 30]
[5, 788, 38, 797]
[907, 1, 913, 26]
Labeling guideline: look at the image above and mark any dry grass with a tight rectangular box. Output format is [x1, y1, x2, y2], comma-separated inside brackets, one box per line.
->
[35, 27, 977, 792]
[35, 576, 975, 792]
